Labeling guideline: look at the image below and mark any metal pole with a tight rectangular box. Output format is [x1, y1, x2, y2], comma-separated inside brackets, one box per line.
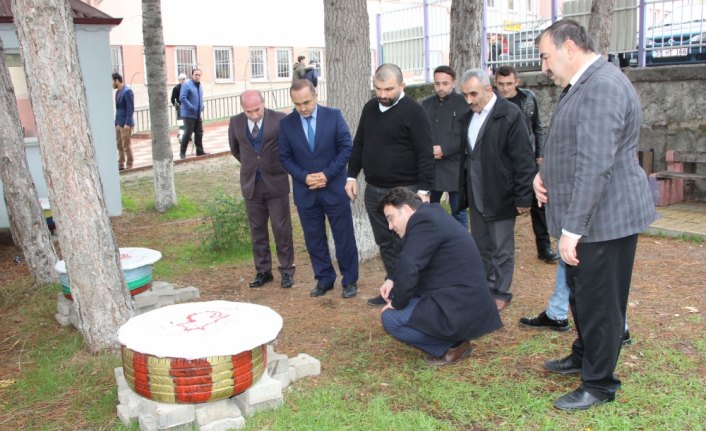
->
[376, 13, 383, 68]
[551, 0, 558, 23]
[482, 0, 488, 71]
[423, 0, 431, 82]
[638, 0, 646, 67]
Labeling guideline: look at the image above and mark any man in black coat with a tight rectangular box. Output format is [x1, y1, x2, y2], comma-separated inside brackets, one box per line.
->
[378, 188, 502, 366]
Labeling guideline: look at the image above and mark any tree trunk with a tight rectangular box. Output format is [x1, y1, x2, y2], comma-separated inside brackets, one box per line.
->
[0, 37, 58, 285]
[12, 0, 134, 351]
[450, 0, 483, 78]
[142, 0, 177, 212]
[323, 0, 377, 261]
[588, 0, 616, 56]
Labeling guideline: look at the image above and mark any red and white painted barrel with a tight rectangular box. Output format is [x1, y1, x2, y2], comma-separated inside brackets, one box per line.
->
[118, 301, 283, 404]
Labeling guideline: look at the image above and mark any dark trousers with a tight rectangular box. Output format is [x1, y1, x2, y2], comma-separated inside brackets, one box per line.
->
[381, 297, 454, 357]
[469, 206, 516, 301]
[297, 198, 358, 286]
[244, 182, 295, 275]
[430, 190, 468, 229]
[565, 234, 638, 398]
[180, 117, 204, 156]
[364, 184, 416, 278]
[530, 193, 551, 253]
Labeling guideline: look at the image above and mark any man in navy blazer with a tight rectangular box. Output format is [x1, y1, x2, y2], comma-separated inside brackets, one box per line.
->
[378, 187, 502, 366]
[279, 80, 359, 299]
[112, 73, 134, 170]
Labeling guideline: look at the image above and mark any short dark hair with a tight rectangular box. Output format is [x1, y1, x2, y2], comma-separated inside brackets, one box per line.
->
[375, 63, 403, 84]
[495, 65, 518, 79]
[192, 68, 202, 75]
[535, 19, 595, 53]
[297, 55, 306, 62]
[377, 187, 422, 214]
[290, 79, 316, 95]
[111, 73, 123, 82]
[433, 65, 456, 79]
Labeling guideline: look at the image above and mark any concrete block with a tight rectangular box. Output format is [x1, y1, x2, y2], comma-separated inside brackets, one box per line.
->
[288, 353, 321, 378]
[153, 403, 195, 429]
[118, 388, 140, 406]
[138, 415, 158, 431]
[199, 417, 246, 431]
[136, 305, 158, 315]
[56, 295, 72, 315]
[194, 398, 241, 425]
[288, 366, 300, 383]
[68, 313, 79, 329]
[114, 366, 124, 381]
[235, 395, 283, 417]
[176, 286, 200, 302]
[266, 351, 289, 376]
[117, 404, 133, 426]
[150, 281, 174, 292]
[271, 371, 291, 389]
[234, 374, 282, 406]
[55, 313, 71, 327]
[134, 291, 160, 308]
[157, 296, 177, 307]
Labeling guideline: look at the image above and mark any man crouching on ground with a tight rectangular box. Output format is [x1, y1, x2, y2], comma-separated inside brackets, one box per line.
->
[378, 187, 502, 366]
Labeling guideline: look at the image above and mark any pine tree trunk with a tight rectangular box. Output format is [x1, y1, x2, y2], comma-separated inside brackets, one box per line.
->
[323, 0, 378, 262]
[0, 38, 58, 285]
[588, 0, 616, 56]
[142, 0, 177, 212]
[450, 0, 483, 78]
[12, 0, 134, 351]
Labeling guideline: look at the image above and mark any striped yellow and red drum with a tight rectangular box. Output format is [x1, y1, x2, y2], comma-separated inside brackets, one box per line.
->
[118, 301, 283, 404]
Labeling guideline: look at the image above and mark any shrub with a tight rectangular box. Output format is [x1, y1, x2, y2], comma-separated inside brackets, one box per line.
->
[200, 191, 251, 253]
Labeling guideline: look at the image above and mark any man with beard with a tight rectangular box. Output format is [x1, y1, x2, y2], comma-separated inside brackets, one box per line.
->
[345, 63, 434, 307]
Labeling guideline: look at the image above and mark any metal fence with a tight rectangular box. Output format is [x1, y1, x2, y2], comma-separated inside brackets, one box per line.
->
[375, 0, 706, 76]
[133, 84, 327, 134]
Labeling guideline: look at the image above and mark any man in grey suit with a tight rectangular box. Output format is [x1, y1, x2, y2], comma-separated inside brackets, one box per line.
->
[534, 20, 657, 410]
[458, 69, 536, 312]
[228, 90, 295, 289]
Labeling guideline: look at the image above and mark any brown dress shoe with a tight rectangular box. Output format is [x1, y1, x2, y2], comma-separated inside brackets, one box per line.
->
[423, 341, 473, 366]
[495, 298, 511, 311]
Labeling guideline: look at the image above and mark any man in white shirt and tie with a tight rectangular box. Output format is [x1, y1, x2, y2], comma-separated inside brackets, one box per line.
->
[457, 69, 535, 311]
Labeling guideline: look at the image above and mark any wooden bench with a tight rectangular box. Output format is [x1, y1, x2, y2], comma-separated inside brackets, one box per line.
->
[651, 150, 706, 206]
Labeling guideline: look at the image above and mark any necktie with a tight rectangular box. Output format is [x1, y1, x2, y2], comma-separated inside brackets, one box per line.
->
[306, 117, 315, 152]
[252, 123, 259, 136]
[558, 84, 572, 103]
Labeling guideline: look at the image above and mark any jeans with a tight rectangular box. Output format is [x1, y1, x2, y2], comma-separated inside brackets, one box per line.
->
[381, 297, 454, 357]
[430, 190, 468, 229]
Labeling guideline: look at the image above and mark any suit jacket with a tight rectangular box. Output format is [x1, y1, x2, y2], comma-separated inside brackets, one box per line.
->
[390, 204, 502, 341]
[541, 57, 657, 242]
[114, 85, 134, 127]
[228, 109, 289, 200]
[458, 97, 535, 220]
[278, 105, 352, 208]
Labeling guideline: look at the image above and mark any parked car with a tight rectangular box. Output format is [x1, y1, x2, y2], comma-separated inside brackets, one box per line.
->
[643, 4, 706, 65]
[495, 19, 551, 71]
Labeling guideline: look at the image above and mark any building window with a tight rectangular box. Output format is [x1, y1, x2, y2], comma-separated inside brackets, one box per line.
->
[249, 48, 266, 80]
[275, 48, 292, 79]
[307, 49, 324, 79]
[175, 46, 197, 78]
[110, 46, 124, 77]
[214, 47, 233, 81]
[487, 0, 495, 7]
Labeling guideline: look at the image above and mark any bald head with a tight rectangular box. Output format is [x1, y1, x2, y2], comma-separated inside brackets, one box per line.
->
[240, 90, 265, 123]
[375, 63, 403, 84]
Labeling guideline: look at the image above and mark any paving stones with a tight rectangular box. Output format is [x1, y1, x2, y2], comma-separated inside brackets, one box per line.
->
[115, 345, 321, 430]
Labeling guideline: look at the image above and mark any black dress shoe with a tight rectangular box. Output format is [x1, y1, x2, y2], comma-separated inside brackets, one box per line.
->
[553, 387, 613, 411]
[367, 295, 387, 306]
[520, 311, 570, 332]
[538, 248, 560, 263]
[342, 283, 358, 299]
[249, 272, 273, 288]
[280, 273, 294, 288]
[622, 330, 632, 346]
[423, 341, 473, 366]
[310, 282, 333, 297]
[544, 355, 582, 375]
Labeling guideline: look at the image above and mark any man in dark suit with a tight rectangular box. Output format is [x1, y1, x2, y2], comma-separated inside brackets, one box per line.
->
[279, 80, 358, 299]
[378, 187, 502, 366]
[458, 69, 536, 311]
[112, 73, 134, 170]
[228, 90, 295, 289]
[534, 19, 657, 410]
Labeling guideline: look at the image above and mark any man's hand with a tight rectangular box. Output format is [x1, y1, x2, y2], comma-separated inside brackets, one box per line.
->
[433, 145, 443, 160]
[345, 180, 357, 202]
[536, 157, 543, 165]
[533, 173, 548, 207]
[559, 234, 579, 266]
[380, 279, 394, 312]
[306, 172, 327, 190]
[517, 206, 530, 215]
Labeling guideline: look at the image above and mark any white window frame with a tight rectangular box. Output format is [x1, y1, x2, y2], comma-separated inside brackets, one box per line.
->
[175, 46, 197, 79]
[110, 46, 124, 78]
[307, 48, 324, 80]
[213, 47, 234, 82]
[275, 48, 292, 80]
[249, 47, 267, 81]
